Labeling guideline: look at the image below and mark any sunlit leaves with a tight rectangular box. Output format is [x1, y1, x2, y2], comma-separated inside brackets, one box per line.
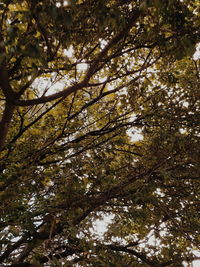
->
[0, 0, 200, 266]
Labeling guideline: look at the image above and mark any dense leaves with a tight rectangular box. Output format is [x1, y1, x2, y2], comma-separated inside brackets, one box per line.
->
[0, 0, 200, 266]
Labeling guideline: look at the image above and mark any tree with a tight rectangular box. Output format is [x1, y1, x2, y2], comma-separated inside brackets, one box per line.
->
[0, 0, 200, 266]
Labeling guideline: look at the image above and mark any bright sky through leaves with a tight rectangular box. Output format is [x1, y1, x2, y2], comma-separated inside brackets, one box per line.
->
[0, 0, 200, 266]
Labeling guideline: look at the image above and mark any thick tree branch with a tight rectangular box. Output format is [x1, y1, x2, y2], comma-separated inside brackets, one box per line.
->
[0, 34, 17, 151]
[14, 80, 87, 106]
[13, 9, 141, 107]
[0, 35, 16, 102]
[107, 244, 158, 266]
[0, 104, 15, 151]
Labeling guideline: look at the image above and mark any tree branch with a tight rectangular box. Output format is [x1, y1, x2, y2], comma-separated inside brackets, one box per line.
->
[13, 9, 141, 107]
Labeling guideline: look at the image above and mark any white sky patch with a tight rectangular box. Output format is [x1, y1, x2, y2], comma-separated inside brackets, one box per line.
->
[63, 46, 74, 58]
[183, 253, 200, 267]
[193, 43, 200, 60]
[183, 101, 189, 108]
[32, 74, 65, 96]
[192, 251, 200, 267]
[127, 114, 144, 142]
[179, 128, 187, 134]
[77, 62, 88, 72]
[154, 188, 165, 197]
[93, 214, 114, 236]
[64, 46, 88, 72]
[56, 1, 69, 7]
[63, 0, 69, 6]
[129, 130, 143, 141]
[117, 87, 128, 96]
[100, 39, 108, 49]
[99, 76, 108, 83]
[56, 2, 61, 7]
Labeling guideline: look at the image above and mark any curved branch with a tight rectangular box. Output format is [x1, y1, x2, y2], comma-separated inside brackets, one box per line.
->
[107, 244, 158, 266]
[14, 80, 87, 106]
[13, 9, 141, 107]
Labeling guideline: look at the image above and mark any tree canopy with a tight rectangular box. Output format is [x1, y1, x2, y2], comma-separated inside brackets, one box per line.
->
[0, 0, 200, 266]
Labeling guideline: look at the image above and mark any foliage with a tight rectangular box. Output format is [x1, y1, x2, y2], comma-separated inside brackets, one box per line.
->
[0, 0, 200, 266]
